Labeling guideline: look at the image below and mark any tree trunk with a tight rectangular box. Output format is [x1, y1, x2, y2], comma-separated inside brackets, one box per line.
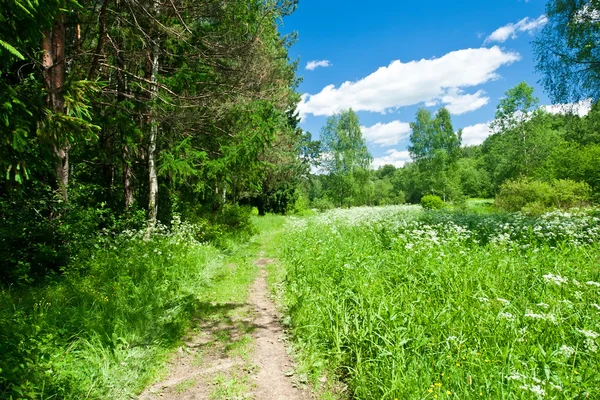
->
[115, 0, 134, 210]
[221, 181, 227, 211]
[123, 145, 134, 209]
[146, 4, 160, 224]
[148, 115, 158, 223]
[42, 14, 68, 202]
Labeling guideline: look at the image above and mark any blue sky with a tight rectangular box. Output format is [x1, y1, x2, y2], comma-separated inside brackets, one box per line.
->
[281, 0, 576, 168]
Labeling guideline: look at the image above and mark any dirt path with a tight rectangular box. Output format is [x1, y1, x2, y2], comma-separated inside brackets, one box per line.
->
[139, 255, 312, 400]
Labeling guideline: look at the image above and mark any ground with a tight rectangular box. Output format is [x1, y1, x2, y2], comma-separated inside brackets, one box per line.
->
[139, 216, 312, 400]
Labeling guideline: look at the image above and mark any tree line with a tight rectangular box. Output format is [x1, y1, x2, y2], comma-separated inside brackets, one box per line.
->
[0, 0, 306, 283]
[300, 82, 600, 210]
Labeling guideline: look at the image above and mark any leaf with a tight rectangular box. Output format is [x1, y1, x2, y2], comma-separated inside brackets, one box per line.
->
[0, 39, 24, 60]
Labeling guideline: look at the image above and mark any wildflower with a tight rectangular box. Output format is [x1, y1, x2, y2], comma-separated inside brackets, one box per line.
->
[520, 384, 545, 397]
[507, 371, 525, 381]
[524, 313, 557, 323]
[536, 303, 549, 309]
[549, 382, 563, 391]
[576, 329, 599, 339]
[585, 281, 600, 287]
[543, 273, 568, 286]
[584, 338, 598, 353]
[496, 298, 510, 305]
[559, 345, 575, 358]
[499, 312, 515, 320]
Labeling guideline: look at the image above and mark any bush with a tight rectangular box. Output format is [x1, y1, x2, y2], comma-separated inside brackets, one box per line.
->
[552, 179, 591, 209]
[0, 222, 221, 399]
[312, 197, 335, 212]
[496, 178, 591, 214]
[420, 194, 444, 210]
[495, 179, 553, 212]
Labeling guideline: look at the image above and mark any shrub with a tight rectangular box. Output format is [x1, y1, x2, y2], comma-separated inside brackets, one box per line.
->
[0, 222, 221, 399]
[420, 194, 444, 210]
[552, 179, 591, 209]
[496, 178, 591, 214]
[312, 197, 335, 212]
[495, 179, 553, 212]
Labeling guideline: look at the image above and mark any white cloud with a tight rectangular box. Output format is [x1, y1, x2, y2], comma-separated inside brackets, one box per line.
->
[441, 88, 490, 115]
[305, 60, 331, 71]
[297, 46, 520, 120]
[361, 120, 411, 147]
[372, 149, 412, 169]
[542, 99, 592, 117]
[461, 122, 492, 146]
[484, 15, 548, 44]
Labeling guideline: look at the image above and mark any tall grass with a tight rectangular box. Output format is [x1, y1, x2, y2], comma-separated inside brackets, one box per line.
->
[281, 206, 600, 399]
[0, 219, 223, 399]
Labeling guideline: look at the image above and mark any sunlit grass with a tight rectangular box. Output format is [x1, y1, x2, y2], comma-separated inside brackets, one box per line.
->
[280, 207, 600, 399]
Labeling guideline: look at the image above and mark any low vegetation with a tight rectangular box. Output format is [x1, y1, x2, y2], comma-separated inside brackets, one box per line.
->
[0, 220, 226, 399]
[280, 206, 600, 399]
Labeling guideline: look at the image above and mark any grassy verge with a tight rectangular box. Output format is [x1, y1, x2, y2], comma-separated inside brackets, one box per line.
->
[0, 219, 259, 399]
[278, 206, 600, 399]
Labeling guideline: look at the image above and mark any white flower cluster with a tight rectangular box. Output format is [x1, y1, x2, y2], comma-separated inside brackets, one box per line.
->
[543, 273, 568, 286]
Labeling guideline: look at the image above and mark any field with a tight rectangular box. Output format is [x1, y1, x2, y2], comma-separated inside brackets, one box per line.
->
[280, 206, 600, 399]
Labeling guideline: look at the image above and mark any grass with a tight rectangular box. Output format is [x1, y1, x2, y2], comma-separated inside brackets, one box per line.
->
[0, 216, 261, 400]
[278, 206, 600, 399]
[175, 378, 197, 394]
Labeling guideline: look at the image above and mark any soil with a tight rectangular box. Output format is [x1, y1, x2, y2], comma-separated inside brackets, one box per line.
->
[139, 257, 312, 400]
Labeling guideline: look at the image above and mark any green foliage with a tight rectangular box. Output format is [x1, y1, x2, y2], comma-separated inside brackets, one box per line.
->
[496, 178, 591, 214]
[0, 222, 222, 399]
[553, 179, 593, 209]
[534, 0, 600, 103]
[420, 194, 444, 210]
[408, 108, 463, 201]
[311, 197, 335, 212]
[320, 109, 372, 207]
[281, 207, 600, 399]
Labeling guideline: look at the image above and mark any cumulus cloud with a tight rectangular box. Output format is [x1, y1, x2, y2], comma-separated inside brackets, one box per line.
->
[297, 46, 520, 119]
[461, 122, 493, 146]
[361, 120, 412, 147]
[484, 15, 548, 44]
[305, 60, 331, 71]
[372, 149, 412, 169]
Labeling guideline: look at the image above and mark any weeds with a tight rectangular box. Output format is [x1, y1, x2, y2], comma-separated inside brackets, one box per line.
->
[281, 206, 600, 399]
[0, 220, 223, 399]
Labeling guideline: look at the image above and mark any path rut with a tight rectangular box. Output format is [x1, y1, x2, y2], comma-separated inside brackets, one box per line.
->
[139, 256, 311, 400]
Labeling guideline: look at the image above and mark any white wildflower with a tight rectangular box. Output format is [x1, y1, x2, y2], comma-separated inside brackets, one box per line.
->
[499, 312, 515, 320]
[549, 382, 563, 391]
[585, 281, 600, 287]
[537, 303, 550, 309]
[584, 338, 598, 353]
[520, 384, 546, 397]
[524, 313, 557, 323]
[559, 345, 575, 358]
[497, 298, 511, 305]
[507, 371, 526, 381]
[543, 273, 568, 286]
[576, 329, 599, 339]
